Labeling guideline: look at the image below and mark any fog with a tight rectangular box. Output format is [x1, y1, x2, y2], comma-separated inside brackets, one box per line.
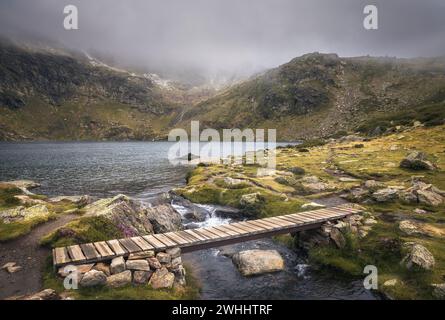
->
[1, 0, 444, 81]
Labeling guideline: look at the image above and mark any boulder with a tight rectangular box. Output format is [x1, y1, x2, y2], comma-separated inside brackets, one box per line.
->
[212, 205, 243, 219]
[363, 180, 385, 191]
[301, 202, 325, 210]
[79, 270, 107, 287]
[2, 180, 40, 193]
[106, 270, 132, 288]
[287, 167, 306, 175]
[171, 257, 182, 269]
[417, 190, 443, 206]
[401, 243, 435, 270]
[84, 194, 153, 236]
[126, 259, 150, 271]
[341, 188, 369, 202]
[2, 262, 22, 273]
[372, 188, 399, 202]
[431, 284, 445, 299]
[145, 204, 183, 233]
[239, 193, 262, 206]
[24, 289, 59, 300]
[232, 249, 284, 276]
[110, 256, 126, 274]
[363, 218, 378, 226]
[171, 195, 208, 222]
[399, 220, 426, 236]
[133, 270, 152, 284]
[223, 177, 248, 188]
[330, 228, 346, 248]
[400, 151, 437, 171]
[149, 267, 175, 289]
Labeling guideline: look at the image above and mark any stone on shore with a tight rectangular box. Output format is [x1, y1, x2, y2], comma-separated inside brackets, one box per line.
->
[301, 202, 325, 210]
[48, 195, 92, 206]
[232, 249, 284, 276]
[372, 188, 399, 202]
[329, 227, 346, 248]
[79, 270, 107, 287]
[145, 204, 183, 233]
[24, 289, 59, 300]
[106, 270, 132, 288]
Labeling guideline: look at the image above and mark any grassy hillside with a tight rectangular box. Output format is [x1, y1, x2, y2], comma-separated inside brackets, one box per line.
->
[180, 53, 445, 140]
[0, 40, 180, 141]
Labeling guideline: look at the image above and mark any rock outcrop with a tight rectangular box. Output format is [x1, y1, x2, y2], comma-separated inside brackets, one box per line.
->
[400, 151, 437, 171]
[401, 243, 435, 270]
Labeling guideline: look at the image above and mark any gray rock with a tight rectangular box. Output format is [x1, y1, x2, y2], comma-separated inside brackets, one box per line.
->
[84, 194, 154, 236]
[341, 188, 369, 202]
[147, 257, 162, 269]
[431, 283, 445, 299]
[110, 256, 126, 274]
[372, 188, 399, 202]
[145, 203, 183, 233]
[171, 257, 182, 269]
[156, 252, 171, 264]
[232, 249, 284, 276]
[94, 262, 110, 276]
[24, 289, 59, 300]
[400, 151, 437, 171]
[128, 251, 155, 260]
[401, 243, 435, 270]
[399, 220, 426, 236]
[149, 267, 175, 289]
[301, 202, 325, 210]
[363, 180, 384, 191]
[239, 193, 262, 206]
[417, 190, 443, 206]
[133, 270, 152, 284]
[126, 259, 150, 271]
[383, 279, 399, 287]
[172, 265, 187, 286]
[330, 228, 346, 248]
[166, 247, 181, 259]
[80, 270, 107, 287]
[106, 270, 132, 288]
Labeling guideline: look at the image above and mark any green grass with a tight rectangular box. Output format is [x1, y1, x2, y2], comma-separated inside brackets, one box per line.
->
[40, 216, 123, 248]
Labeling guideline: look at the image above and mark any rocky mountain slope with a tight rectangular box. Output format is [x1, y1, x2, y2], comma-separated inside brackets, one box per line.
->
[0, 39, 184, 141]
[1, 40, 445, 141]
[180, 53, 445, 140]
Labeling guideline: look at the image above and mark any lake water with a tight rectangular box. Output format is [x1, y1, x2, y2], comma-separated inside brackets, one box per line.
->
[0, 141, 378, 300]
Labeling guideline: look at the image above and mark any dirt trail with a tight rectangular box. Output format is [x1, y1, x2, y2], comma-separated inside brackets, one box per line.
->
[0, 214, 78, 299]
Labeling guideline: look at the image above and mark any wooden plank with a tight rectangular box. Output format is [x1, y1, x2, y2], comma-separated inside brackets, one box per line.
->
[54, 247, 70, 265]
[183, 229, 210, 241]
[206, 226, 231, 238]
[249, 219, 280, 230]
[80, 243, 101, 260]
[278, 215, 308, 224]
[287, 213, 317, 223]
[265, 217, 295, 227]
[164, 232, 190, 245]
[194, 228, 220, 239]
[131, 236, 154, 251]
[219, 223, 250, 235]
[118, 238, 142, 253]
[177, 230, 201, 243]
[107, 239, 127, 256]
[142, 235, 168, 250]
[67, 245, 86, 262]
[152, 234, 178, 247]
[212, 225, 239, 236]
[233, 221, 263, 232]
[296, 212, 330, 221]
[94, 241, 115, 258]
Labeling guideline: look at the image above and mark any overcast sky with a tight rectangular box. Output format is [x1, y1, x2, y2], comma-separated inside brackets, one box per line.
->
[1, 0, 444, 78]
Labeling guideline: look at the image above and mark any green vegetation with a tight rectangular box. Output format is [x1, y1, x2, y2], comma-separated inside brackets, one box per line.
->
[42, 257, 200, 300]
[40, 216, 123, 248]
[180, 124, 445, 299]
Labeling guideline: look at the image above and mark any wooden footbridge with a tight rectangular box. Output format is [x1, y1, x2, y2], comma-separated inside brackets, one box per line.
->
[52, 204, 362, 267]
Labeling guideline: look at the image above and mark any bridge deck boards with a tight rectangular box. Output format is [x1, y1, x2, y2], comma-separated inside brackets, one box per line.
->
[53, 204, 362, 267]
